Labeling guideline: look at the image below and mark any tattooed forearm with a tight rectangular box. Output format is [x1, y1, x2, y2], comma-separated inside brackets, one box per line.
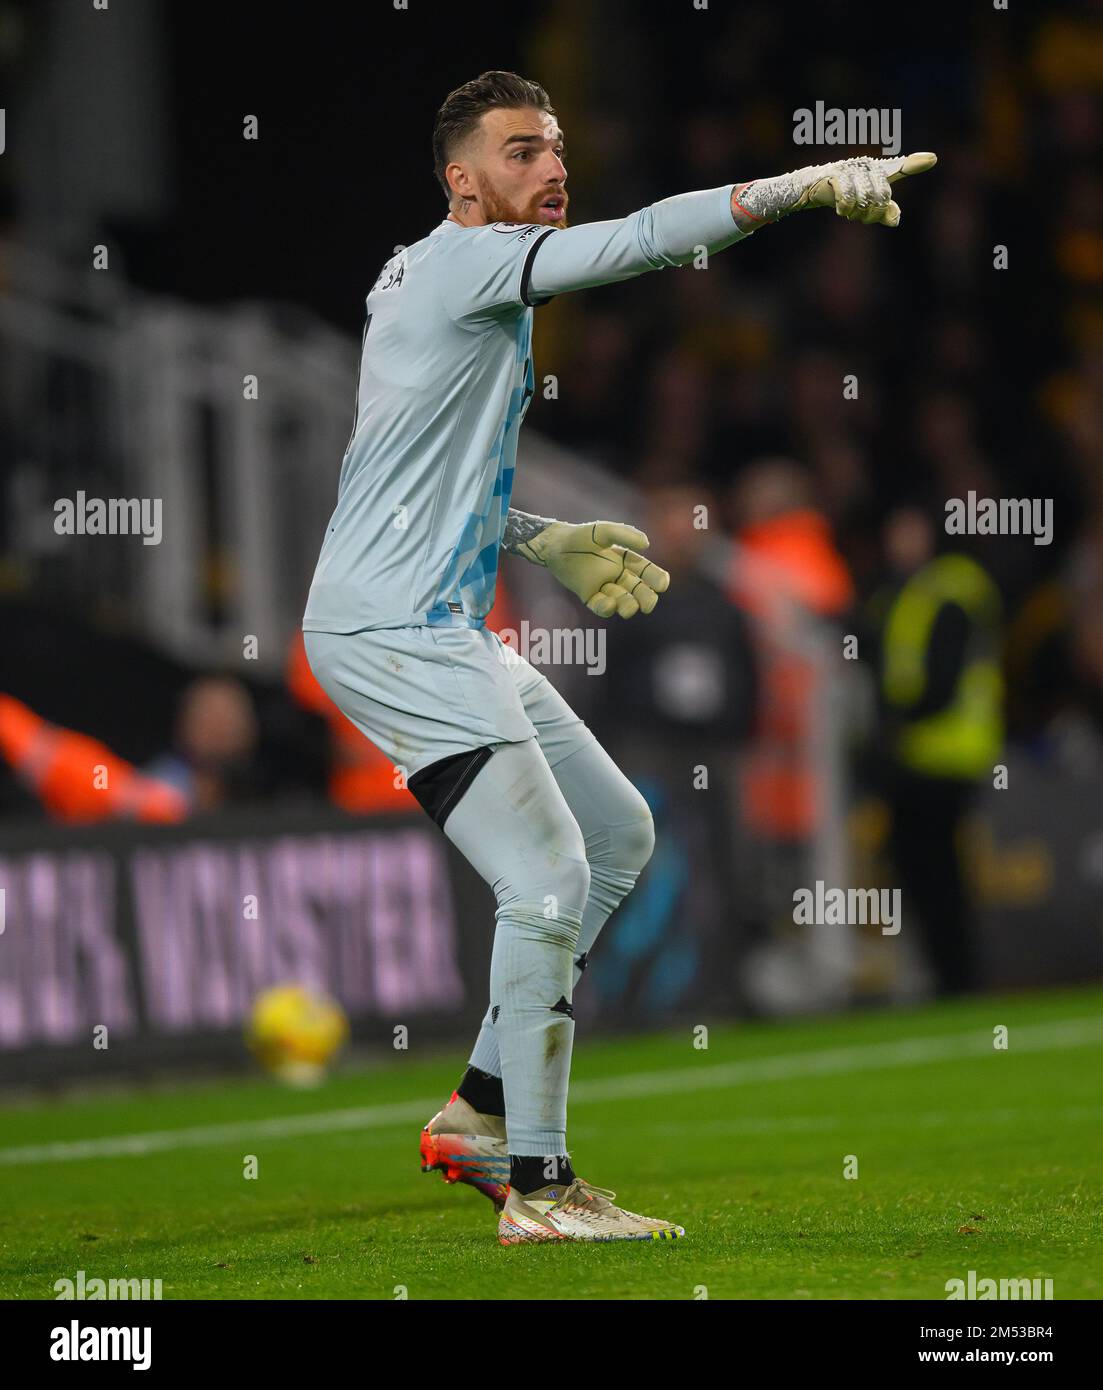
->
[502, 508, 557, 558]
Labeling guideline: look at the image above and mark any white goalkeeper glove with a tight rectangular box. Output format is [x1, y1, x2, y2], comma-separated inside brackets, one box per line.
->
[735, 151, 937, 228]
[517, 520, 671, 619]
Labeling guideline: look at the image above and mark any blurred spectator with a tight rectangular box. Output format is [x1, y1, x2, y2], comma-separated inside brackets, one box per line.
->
[1011, 511, 1103, 768]
[730, 456, 855, 619]
[1045, 587, 1103, 772]
[0, 692, 187, 823]
[727, 457, 853, 843]
[864, 506, 1003, 994]
[144, 676, 261, 814]
[593, 482, 756, 750]
[584, 483, 757, 1023]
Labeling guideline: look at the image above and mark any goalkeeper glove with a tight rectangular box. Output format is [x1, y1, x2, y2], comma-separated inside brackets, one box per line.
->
[734, 151, 937, 229]
[517, 520, 671, 619]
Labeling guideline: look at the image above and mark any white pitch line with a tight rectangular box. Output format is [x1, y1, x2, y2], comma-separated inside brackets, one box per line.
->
[564, 1014, 1103, 1104]
[625, 1103, 1103, 1140]
[1, 1015, 1101, 1167]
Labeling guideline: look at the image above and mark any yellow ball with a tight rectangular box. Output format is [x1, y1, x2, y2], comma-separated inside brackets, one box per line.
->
[246, 984, 348, 1085]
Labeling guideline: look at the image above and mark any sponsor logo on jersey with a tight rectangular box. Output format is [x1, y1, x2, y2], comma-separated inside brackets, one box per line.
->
[491, 222, 542, 242]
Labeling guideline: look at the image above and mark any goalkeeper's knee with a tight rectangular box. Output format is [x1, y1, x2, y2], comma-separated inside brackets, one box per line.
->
[607, 806, 655, 875]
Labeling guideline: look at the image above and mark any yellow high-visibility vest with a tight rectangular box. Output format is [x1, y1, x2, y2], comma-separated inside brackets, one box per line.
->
[881, 554, 1003, 777]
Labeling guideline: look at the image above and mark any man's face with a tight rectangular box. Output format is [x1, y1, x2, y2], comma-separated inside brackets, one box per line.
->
[885, 508, 933, 575]
[450, 106, 569, 227]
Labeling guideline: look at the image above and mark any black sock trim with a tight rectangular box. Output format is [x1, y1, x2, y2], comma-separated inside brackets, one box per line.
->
[509, 1153, 575, 1192]
[456, 1064, 505, 1118]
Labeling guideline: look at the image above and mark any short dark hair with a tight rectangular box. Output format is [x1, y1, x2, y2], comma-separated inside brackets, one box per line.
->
[432, 70, 555, 201]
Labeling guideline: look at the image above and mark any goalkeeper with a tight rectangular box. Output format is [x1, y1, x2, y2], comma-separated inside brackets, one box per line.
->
[302, 70, 935, 1245]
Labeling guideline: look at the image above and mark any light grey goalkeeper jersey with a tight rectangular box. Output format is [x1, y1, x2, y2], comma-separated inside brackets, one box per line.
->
[302, 184, 746, 634]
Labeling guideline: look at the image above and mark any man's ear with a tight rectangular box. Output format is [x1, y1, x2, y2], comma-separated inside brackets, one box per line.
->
[446, 162, 475, 204]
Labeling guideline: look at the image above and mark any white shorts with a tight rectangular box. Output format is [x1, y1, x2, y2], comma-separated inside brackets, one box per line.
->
[303, 625, 597, 781]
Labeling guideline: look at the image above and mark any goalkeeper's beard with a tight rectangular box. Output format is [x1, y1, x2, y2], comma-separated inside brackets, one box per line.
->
[474, 171, 569, 228]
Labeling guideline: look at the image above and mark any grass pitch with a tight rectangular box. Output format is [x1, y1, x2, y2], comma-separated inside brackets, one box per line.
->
[1, 986, 1100, 1300]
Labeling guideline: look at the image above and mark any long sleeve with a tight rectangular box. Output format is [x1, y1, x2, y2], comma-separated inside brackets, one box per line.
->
[437, 186, 749, 323]
[525, 184, 748, 301]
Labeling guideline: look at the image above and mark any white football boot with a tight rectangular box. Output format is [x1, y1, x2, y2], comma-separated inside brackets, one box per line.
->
[498, 1176, 686, 1244]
